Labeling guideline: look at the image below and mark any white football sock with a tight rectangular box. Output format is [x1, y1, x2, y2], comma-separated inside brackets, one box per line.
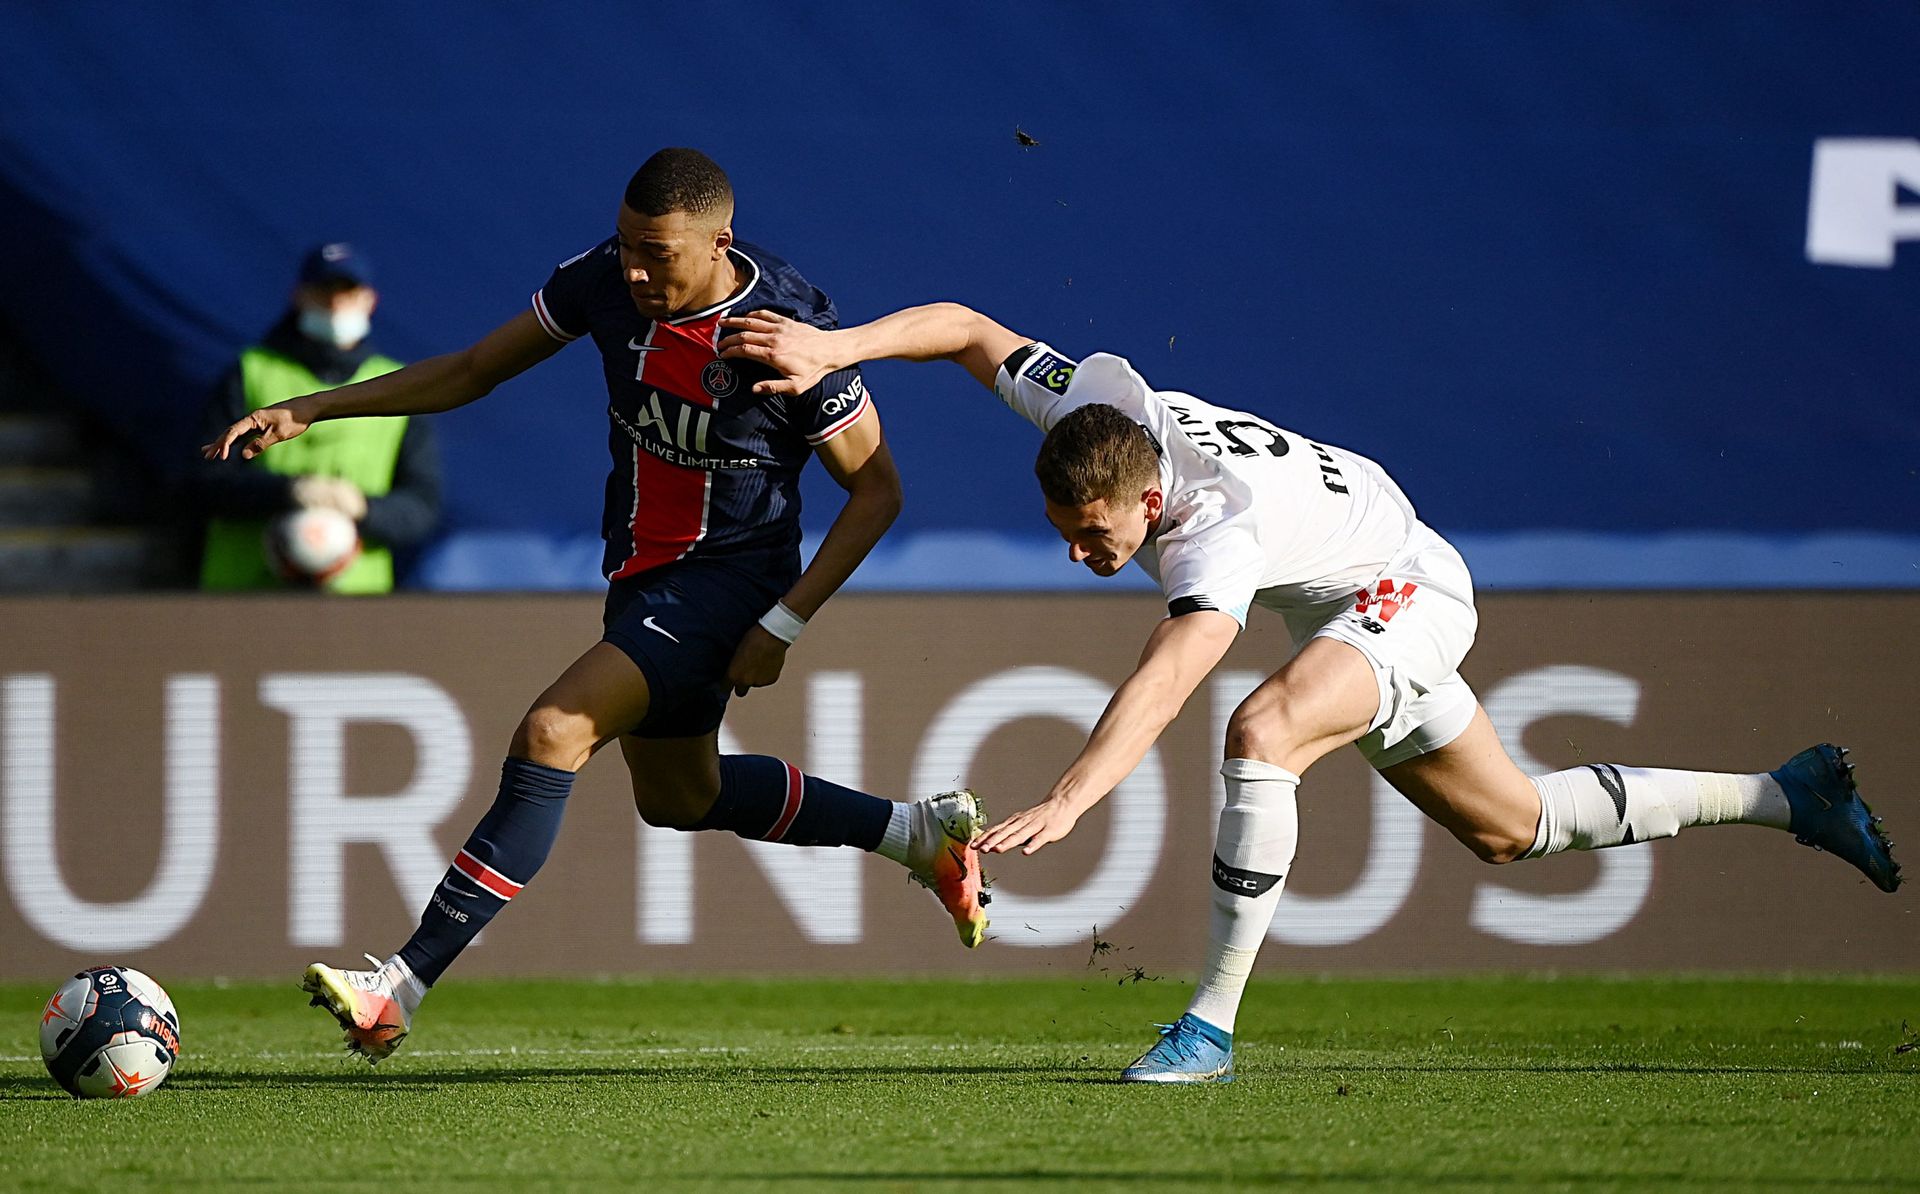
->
[1526, 765, 1790, 857]
[873, 802, 912, 865]
[380, 954, 428, 1014]
[1186, 759, 1299, 1034]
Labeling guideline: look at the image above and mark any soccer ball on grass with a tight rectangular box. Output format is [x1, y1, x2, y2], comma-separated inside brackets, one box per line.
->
[39, 966, 180, 1098]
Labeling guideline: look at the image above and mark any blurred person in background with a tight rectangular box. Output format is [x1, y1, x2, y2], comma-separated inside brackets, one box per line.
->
[196, 242, 441, 592]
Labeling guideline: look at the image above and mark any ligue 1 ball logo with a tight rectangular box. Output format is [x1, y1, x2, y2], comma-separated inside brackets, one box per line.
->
[701, 359, 740, 399]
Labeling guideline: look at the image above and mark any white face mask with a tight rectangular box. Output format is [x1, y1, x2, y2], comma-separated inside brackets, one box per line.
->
[297, 305, 371, 349]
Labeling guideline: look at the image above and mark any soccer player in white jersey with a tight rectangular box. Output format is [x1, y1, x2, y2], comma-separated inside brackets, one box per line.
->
[721, 301, 1901, 1083]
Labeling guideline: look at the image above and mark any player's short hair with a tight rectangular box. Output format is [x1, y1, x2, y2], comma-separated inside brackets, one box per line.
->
[624, 148, 734, 219]
[1034, 404, 1160, 507]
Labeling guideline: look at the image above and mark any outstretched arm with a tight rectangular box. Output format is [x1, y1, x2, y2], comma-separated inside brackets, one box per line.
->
[201, 309, 563, 461]
[976, 610, 1241, 855]
[718, 303, 1031, 395]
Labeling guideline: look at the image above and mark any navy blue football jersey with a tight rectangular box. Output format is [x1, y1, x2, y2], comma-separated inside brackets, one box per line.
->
[532, 239, 872, 579]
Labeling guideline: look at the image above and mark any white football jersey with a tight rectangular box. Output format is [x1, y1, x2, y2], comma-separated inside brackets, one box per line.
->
[995, 343, 1426, 624]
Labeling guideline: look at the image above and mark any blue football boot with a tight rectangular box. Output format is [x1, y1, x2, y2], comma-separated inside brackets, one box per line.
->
[1772, 744, 1901, 893]
[1119, 1013, 1235, 1083]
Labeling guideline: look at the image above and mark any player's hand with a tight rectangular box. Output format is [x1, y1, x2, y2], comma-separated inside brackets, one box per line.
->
[727, 625, 790, 696]
[201, 403, 311, 461]
[717, 310, 839, 396]
[291, 476, 368, 521]
[975, 797, 1083, 856]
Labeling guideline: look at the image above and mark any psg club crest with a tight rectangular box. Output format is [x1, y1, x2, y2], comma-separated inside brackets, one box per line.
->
[701, 359, 741, 399]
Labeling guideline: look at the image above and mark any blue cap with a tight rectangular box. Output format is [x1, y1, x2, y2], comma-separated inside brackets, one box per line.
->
[298, 242, 374, 288]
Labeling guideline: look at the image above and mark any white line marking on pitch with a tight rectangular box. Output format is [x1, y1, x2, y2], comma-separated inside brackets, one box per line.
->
[2, 1040, 1114, 1064]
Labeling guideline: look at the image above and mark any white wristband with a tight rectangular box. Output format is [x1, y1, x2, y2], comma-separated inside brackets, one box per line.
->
[757, 601, 807, 645]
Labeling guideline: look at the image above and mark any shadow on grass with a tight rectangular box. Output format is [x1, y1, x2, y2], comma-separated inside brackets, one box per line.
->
[701, 1173, 1906, 1188]
[0, 1063, 1094, 1098]
[5, 1055, 1907, 1098]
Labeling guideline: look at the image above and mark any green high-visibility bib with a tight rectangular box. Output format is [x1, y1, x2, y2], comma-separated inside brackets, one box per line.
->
[200, 348, 406, 593]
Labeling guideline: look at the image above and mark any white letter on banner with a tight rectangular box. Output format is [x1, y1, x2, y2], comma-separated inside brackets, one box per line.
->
[1271, 772, 1425, 947]
[2, 674, 220, 952]
[1806, 138, 1920, 267]
[637, 671, 866, 944]
[1210, 669, 1424, 946]
[912, 666, 1165, 947]
[1471, 666, 1649, 945]
[260, 675, 470, 948]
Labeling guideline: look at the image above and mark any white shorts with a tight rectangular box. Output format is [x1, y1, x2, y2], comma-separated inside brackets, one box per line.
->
[1277, 521, 1480, 770]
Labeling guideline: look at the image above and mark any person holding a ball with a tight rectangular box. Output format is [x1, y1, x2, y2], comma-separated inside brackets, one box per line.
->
[195, 241, 442, 592]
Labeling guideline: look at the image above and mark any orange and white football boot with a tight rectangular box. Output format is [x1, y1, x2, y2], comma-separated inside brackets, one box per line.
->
[905, 790, 991, 948]
[300, 954, 420, 1064]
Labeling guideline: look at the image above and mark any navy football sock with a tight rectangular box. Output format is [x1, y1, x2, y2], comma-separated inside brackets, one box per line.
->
[694, 754, 891, 850]
[397, 757, 574, 986]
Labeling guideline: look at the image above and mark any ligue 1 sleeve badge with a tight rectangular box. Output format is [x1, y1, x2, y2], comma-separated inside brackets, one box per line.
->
[701, 359, 741, 399]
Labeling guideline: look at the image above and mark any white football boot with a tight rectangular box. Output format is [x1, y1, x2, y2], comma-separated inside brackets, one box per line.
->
[301, 954, 423, 1064]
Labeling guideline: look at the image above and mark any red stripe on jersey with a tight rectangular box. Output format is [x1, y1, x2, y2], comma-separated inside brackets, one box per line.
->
[608, 447, 711, 579]
[530, 290, 579, 342]
[640, 315, 727, 408]
[453, 850, 523, 900]
[765, 762, 805, 842]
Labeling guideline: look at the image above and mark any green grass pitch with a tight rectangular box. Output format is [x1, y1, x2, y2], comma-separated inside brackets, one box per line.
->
[2, 975, 1916, 1190]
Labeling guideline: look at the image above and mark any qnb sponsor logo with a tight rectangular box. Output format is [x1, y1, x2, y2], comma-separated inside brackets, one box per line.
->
[1807, 137, 1920, 268]
[818, 375, 866, 418]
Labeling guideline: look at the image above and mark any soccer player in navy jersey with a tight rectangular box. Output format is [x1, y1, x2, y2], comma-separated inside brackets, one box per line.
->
[204, 149, 989, 1063]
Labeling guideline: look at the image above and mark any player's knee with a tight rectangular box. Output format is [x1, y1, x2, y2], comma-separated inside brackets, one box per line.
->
[510, 706, 594, 770]
[1224, 691, 1302, 765]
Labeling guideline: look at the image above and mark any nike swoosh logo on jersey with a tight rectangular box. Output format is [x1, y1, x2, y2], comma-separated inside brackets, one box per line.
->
[643, 616, 680, 643]
[628, 338, 664, 352]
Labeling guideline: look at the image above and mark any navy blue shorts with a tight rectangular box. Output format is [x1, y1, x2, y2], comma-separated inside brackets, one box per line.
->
[601, 548, 799, 739]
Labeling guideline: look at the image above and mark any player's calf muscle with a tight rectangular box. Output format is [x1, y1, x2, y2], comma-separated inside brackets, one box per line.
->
[1451, 822, 1534, 865]
[1393, 778, 1538, 865]
[631, 780, 719, 829]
